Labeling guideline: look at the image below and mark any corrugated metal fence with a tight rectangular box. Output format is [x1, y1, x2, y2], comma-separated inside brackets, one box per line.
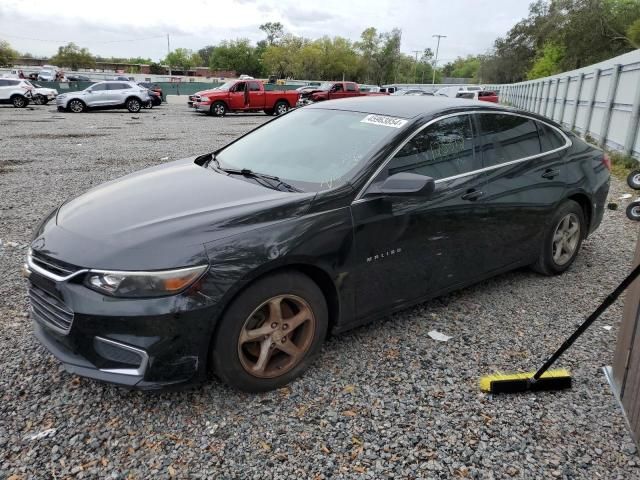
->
[486, 49, 640, 159]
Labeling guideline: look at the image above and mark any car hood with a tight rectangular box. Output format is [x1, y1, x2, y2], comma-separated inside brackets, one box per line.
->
[33, 158, 315, 270]
[196, 89, 223, 97]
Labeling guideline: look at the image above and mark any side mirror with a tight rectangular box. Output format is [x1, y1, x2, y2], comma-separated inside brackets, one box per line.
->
[376, 172, 435, 197]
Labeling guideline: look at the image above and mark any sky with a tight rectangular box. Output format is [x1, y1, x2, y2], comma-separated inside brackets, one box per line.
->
[0, 0, 532, 63]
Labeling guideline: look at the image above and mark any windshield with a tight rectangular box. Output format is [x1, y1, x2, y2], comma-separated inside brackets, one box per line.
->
[215, 109, 406, 191]
[215, 81, 237, 91]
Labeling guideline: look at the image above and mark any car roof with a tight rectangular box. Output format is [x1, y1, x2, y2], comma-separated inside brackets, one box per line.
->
[305, 95, 504, 119]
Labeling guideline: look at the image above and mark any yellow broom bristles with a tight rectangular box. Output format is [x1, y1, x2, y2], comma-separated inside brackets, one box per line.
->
[479, 368, 571, 392]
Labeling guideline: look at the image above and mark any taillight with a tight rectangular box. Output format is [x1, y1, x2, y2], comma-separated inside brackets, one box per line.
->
[602, 153, 611, 171]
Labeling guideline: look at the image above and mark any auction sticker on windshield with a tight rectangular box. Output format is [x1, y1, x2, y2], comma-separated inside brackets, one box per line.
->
[361, 114, 408, 128]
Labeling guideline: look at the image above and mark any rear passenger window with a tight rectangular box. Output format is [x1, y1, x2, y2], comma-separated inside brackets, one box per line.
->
[91, 84, 107, 91]
[537, 123, 566, 151]
[249, 82, 261, 91]
[108, 83, 128, 90]
[478, 114, 541, 167]
[346, 83, 356, 92]
[387, 115, 480, 180]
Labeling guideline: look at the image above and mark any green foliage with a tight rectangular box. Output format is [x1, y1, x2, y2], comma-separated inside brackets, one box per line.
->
[259, 22, 285, 46]
[209, 39, 262, 76]
[51, 43, 95, 70]
[442, 56, 481, 80]
[0, 40, 18, 67]
[164, 48, 202, 71]
[527, 42, 565, 79]
[628, 18, 640, 47]
[149, 62, 164, 74]
[481, 0, 640, 83]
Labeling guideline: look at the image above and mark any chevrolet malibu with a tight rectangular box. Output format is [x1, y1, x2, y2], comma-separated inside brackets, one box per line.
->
[25, 97, 610, 392]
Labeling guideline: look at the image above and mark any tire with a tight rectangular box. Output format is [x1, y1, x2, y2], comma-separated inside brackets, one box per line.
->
[626, 201, 640, 221]
[532, 199, 585, 276]
[627, 170, 640, 190]
[126, 98, 141, 113]
[11, 95, 28, 108]
[210, 101, 226, 117]
[152, 97, 162, 106]
[211, 271, 328, 392]
[273, 100, 289, 116]
[263, 108, 274, 115]
[33, 95, 45, 105]
[68, 99, 85, 113]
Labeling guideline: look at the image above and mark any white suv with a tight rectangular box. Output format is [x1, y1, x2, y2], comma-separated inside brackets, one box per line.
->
[0, 78, 33, 108]
[56, 81, 151, 113]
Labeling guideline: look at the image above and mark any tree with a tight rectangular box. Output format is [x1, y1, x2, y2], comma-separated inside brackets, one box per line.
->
[527, 42, 565, 79]
[259, 22, 285, 46]
[209, 39, 262, 76]
[197, 45, 216, 66]
[629, 18, 640, 47]
[0, 40, 18, 67]
[51, 43, 95, 70]
[164, 48, 202, 72]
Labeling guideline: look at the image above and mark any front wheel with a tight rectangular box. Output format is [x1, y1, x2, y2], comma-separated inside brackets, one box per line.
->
[211, 271, 328, 392]
[68, 99, 85, 113]
[126, 98, 142, 113]
[33, 95, 45, 105]
[210, 101, 226, 117]
[626, 201, 640, 221]
[627, 170, 640, 190]
[532, 200, 585, 276]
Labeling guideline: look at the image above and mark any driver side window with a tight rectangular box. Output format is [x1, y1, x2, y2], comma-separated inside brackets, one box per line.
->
[333, 84, 343, 92]
[91, 83, 107, 91]
[234, 82, 246, 92]
[386, 115, 480, 181]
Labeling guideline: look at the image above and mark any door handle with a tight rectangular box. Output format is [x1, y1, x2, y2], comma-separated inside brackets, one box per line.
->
[542, 169, 560, 179]
[461, 189, 484, 201]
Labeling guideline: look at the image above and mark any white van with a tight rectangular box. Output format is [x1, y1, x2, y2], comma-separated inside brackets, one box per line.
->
[435, 85, 484, 98]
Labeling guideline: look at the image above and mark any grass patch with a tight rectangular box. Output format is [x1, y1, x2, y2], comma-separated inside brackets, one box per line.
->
[609, 151, 638, 182]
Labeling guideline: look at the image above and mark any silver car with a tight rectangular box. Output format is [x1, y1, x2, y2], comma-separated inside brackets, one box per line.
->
[56, 81, 150, 113]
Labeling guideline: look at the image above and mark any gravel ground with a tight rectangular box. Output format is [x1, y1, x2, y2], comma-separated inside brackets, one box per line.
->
[1, 102, 639, 479]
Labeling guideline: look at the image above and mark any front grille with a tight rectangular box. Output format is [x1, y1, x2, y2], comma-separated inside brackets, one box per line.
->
[31, 251, 80, 278]
[94, 339, 144, 367]
[28, 284, 74, 334]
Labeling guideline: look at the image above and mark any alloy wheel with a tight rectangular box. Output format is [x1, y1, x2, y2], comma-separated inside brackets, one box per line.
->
[276, 103, 288, 115]
[127, 99, 141, 112]
[69, 100, 84, 113]
[13, 96, 26, 108]
[213, 103, 225, 116]
[552, 213, 580, 265]
[238, 294, 316, 378]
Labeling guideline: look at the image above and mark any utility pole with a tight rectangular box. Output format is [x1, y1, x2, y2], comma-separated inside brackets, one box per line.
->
[432, 34, 446, 85]
[167, 34, 171, 77]
[412, 50, 421, 84]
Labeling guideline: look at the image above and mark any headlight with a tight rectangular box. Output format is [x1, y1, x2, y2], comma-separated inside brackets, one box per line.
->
[85, 265, 208, 298]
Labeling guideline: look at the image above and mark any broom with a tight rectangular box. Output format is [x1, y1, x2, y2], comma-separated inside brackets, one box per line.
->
[479, 263, 640, 394]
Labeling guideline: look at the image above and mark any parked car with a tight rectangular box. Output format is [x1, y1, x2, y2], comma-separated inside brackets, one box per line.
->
[138, 82, 163, 105]
[192, 80, 299, 116]
[298, 81, 387, 105]
[0, 78, 33, 107]
[55, 81, 151, 113]
[26, 81, 58, 105]
[27, 72, 40, 81]
[453, 90, 499, 103]
[67, 74, 91, 82]
[435, 85, 484, 98]
[37, 65, 59, 82]
[393, 89, 434, 96]
[25, 96, 610, 392]
[112, 76, 132, 81]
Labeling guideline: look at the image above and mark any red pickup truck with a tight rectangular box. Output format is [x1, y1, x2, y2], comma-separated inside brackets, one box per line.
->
[298, 82, 387, 105]
[192, 80, 299, 116]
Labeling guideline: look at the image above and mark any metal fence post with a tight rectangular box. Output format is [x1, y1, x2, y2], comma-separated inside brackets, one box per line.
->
[570, 72, 585, 132]
[599, 64, 622, 148]
[558, 75, 571, 126]
[625, 77, 640, 156]
[528, 83, 535, 111]
[584, 68, 601, 138]
[535, 82, 542, 113]
[550, 78, 560, 120]
[540, 81, 548, 115]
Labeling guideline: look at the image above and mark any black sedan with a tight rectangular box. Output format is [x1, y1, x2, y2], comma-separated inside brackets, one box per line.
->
[25, 97, 610, 392]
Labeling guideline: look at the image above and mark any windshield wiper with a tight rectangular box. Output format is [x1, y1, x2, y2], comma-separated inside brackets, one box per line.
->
[208, 157, 303, 193]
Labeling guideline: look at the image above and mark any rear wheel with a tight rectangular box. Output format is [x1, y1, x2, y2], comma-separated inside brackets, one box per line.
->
[33, 95, 45, 105]
[211, 271, 328, 392]
[210, 101, 226, 117]
[126, 98, 141, 113]
[532, 200, 584, 275]
[273, 100, 289, 116]
[68, 99, 85, 113]
[11, 95, 28, 108]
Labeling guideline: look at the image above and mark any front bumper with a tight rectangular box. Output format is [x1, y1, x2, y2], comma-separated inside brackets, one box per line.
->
[25, 257, 218, 389]
[194, 102, 210, 112]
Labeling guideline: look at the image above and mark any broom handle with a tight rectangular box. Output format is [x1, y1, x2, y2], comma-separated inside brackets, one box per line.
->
[533, 262, 640, 381]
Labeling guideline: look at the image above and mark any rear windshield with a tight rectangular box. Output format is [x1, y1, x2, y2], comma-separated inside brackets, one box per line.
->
[215, 109, 407, 191]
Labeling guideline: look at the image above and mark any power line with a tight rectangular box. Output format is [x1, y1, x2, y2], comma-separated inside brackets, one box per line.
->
[0, 33, 169, 44]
